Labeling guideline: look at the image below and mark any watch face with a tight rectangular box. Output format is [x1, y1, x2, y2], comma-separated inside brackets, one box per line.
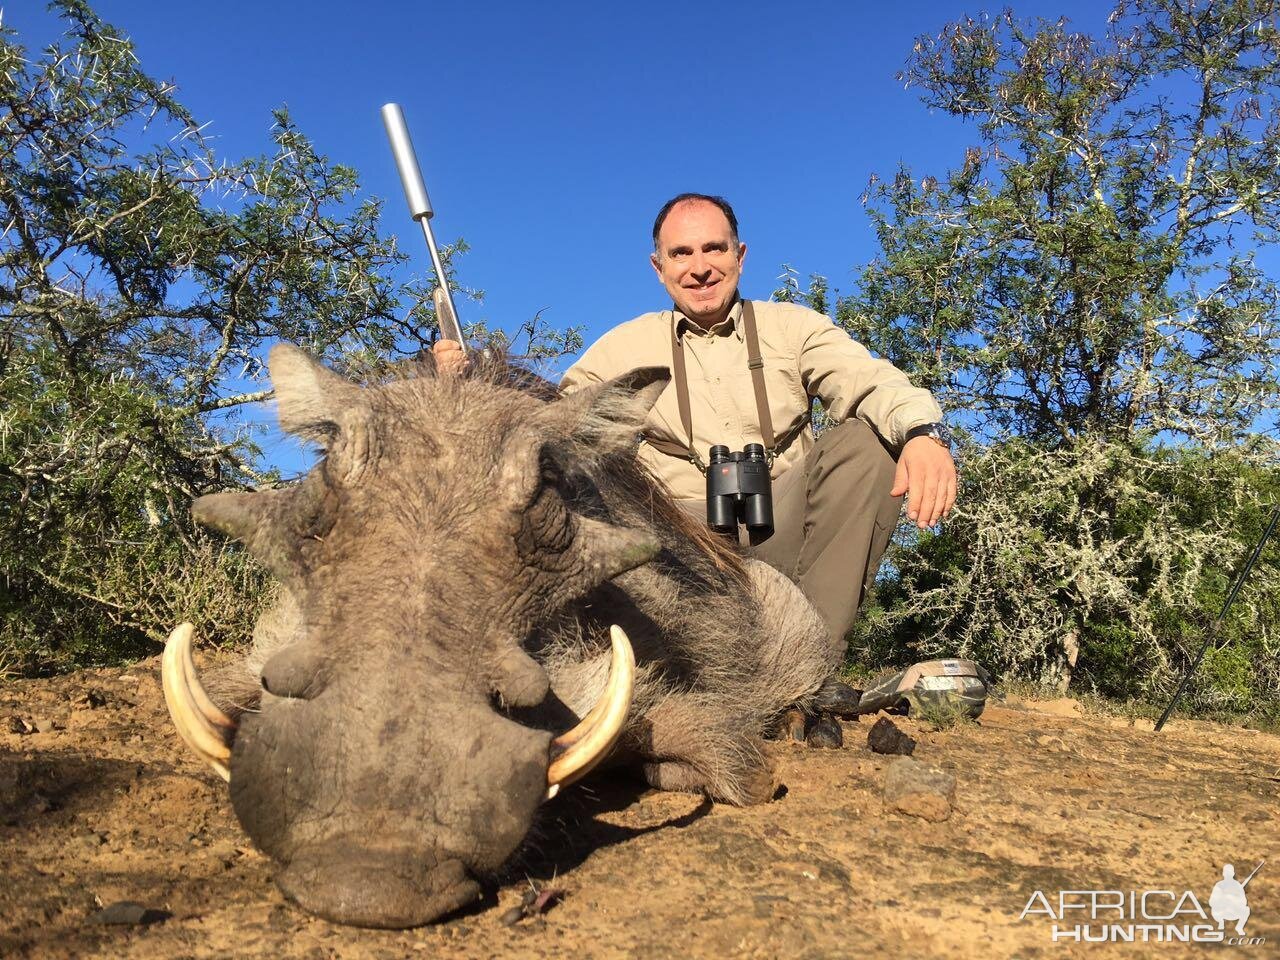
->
[918, 423, 952, 450]
[907, 422, 952, 449]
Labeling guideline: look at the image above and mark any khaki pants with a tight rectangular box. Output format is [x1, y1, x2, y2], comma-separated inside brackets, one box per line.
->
[678, 420, 903, 656]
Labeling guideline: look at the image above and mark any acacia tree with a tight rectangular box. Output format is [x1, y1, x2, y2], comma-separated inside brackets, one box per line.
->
[838, 0, 1280, 713]
[0, 2, 472, 671]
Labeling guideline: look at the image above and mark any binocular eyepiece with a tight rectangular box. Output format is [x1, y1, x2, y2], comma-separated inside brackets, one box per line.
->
[706, 443, 774, 538]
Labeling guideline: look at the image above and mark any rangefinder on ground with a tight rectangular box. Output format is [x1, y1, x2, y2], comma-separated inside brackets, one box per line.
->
[706, 443, 774, 537]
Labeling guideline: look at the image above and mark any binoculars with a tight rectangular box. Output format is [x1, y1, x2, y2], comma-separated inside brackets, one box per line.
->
[705, 443, 774, 537]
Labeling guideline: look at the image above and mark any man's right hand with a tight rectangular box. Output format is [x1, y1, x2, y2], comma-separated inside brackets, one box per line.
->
[432, 339, 470, 376]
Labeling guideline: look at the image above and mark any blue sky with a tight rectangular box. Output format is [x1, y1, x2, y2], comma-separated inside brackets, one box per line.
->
[13, 0, 1123, 348]
[10, 0, 1131, 470]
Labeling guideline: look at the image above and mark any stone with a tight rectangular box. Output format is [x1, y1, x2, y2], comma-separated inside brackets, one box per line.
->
[70, 688, 107, 709]
[88, 901, 170, 925]
[77, 830, 107, 849]
[814, 679, 864, 718]
[883, 757, 956, 823]
[867, 717, 916, 756]
[1032, 733, 1068, 752]
[5, 716, 31, 734]
[806, 715, 844, 749]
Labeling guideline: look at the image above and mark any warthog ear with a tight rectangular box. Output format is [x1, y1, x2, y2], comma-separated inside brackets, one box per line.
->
[269, 344, 368, 444]
[194, 487, 290, 549]
[193, 487, 300, 579]
[193, 472, 331, 580]
[546, 366, 670, 455]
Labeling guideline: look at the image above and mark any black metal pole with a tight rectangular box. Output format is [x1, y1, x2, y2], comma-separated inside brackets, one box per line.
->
[1155, 502, 1280, 732]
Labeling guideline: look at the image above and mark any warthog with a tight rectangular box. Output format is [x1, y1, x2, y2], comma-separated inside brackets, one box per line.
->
[163, 344, 839, 927]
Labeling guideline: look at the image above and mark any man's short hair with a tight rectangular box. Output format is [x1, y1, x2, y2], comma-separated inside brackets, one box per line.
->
[652, 193, 739, 252]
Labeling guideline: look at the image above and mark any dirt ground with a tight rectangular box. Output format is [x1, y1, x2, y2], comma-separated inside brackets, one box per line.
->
[0, 657, 1274, 960]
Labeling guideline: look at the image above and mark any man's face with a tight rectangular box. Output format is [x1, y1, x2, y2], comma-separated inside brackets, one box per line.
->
[650, 200, 747, 328]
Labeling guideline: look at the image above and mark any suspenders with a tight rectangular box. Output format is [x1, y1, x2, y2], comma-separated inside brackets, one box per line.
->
[647, 300, 780, 474]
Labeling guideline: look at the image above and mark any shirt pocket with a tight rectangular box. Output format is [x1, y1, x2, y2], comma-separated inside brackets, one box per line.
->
[730, 355, 807, 440]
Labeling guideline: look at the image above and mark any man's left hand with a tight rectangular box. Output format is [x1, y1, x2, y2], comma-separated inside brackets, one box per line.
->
[891, 437, 957, 529]
[432, 339, 471, 376]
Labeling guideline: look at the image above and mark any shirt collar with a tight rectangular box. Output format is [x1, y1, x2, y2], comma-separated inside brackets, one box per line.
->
[671, 296, 745, 342]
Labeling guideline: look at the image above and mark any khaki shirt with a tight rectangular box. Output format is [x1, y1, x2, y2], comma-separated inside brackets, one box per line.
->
[559, 299, 943, 501]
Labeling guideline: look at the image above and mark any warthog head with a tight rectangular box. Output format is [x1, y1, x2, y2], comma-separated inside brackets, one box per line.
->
[163, 345, 668, 927]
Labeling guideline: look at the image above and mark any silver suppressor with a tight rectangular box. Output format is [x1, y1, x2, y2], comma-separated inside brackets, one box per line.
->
[380, 102, 466, 352]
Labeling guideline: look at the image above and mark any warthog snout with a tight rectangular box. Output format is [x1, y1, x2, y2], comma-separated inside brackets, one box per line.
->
[276, 845, 479, 929]
[231, 688, 553, 927]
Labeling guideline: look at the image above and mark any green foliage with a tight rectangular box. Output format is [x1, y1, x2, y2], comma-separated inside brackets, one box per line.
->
[0, 3, 577, 673]
[913, 697, 976, 732]
[852, 442, 1280, 716]
[837, 1, 1280, 717]
[843, 0, 1280, 451]
[773, 264, 830, 316]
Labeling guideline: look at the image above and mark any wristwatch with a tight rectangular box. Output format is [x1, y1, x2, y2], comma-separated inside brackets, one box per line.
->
[904, 422, 953, 452]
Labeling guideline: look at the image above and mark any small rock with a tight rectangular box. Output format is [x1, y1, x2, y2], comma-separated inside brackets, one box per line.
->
[5, 716, 31, 734]
[815, 679, 864, 718]
[883, 756, 956, 823]
[88, 901, 170, 926]
[1033, 697, 1083, 718]
[806, 715, 844, 749]
[70, 689, 107, 709]
[1032, 733, 1067, 752]
[868, 717, 916, 756]
[499, 905, 525, 926]
[32, 717, 60, 734]
[77, 830, 107, 849]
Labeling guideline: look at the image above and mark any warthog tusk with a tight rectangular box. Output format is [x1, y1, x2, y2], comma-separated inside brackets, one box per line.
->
[162, 623, 233, 782]
[545, 624, 635, 800]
